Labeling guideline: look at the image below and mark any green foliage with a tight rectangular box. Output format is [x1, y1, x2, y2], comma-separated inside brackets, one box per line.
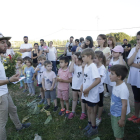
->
[3, 52, 22, 77]
[106, 32, 131, 43]
[129, 36, 136, 46]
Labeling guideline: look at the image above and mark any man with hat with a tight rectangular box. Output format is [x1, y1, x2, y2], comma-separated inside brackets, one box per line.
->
[122, 39, 131, 62]
[20, 36, 32, 58]
[0, 33, 31, 140]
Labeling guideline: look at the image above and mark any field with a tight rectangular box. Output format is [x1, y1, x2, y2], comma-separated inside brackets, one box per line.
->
[6, 81, 140, 140]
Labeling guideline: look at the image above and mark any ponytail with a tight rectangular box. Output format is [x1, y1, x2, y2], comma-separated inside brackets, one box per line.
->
[102, 54, 106, 66]
[95, 51, 106, 66]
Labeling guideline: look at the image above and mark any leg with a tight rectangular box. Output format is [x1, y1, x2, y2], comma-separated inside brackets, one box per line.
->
[41, 87, 45, 99]
[0, 94, 8, 140]
[31, 82, 35, 95]
[106, 84, 109, 92]
[71, 91, 78, 112]
[65, 100, 69, 111]
[8, 94, 22, 129]
[27, 83, 31, 94]
[98, 92, 104, 119]
[50, 89, 57, 107]
[60, 98, 64, 109]
[78, 92, 85, 113]
[47, 99, 51, 105]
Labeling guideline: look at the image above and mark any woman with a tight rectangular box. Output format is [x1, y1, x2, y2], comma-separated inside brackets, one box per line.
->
[85, 36, 96, 50]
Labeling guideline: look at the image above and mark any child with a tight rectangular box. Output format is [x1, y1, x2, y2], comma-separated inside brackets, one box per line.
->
[81, 48, 101, 137]
[76, 41, 85, 52]
[68, 52, 86, 120]
[104, 45, 125, 97]
[93, 51, 106, 126]
[34, 55, 46, 104]
[24, 58, 35, 96]
[57, 56, 72, 117]
[127, 31, 140, 123]
[110, 65, 130, 140]
[22, 56, 30, 93]
[16, 57, 24, 89]
[42, 60, 58, 111]
[42, 42, 49, 57]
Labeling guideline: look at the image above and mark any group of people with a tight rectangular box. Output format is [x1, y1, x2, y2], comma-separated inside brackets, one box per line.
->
[0, 31, 140, 140]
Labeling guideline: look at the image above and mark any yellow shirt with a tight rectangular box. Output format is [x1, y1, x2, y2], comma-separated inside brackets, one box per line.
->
[22, 64, 27, 75]
[95, 47, 111, 56]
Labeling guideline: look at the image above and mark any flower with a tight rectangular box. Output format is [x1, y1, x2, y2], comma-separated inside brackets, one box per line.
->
[4, 66, 7, 70]
[3, 60, 6, 62]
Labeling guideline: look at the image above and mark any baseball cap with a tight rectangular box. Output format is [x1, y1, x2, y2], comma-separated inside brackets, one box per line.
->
[0, 33, 11, 41]
[112, 45, 124, 53]
[123, 39, 127, 41]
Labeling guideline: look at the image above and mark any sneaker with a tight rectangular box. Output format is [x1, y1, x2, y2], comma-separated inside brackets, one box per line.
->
[80, 113, 86, 120]
[43, 100, 47, 105]
[83, 123, 91, 132]
[65, 110, 70, 118]
[39, 99, 45, 104]
[96, 118, 101, 126]
[27, 93, 31, 96]
[85, 127, 98, 137]
[45, 105, 50, 110]
[53, 106, 58, 112]
[133, 118, 140, 123]
[23, 89, 27, 93]
[104, 92, 110, 97]
[16, 123, 31, 131]
[59, 108, 65, 116]
[128, 115, 138, 121]
[68, 112, 75, 119]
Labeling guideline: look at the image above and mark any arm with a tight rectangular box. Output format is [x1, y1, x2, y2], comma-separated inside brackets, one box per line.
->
[58, 77, 72, 83]
[83, 78, 101, 96]
[69, 61, 75, 73]
[42, 77, 46, 91]
[1, 53, 7, 58]
[119, 55, 126, 65]
[76, 47, 79, 52]
[131, 63, 140, 69]
[128, 45, 139, 66]
[50, 78, 56, 90]
[118, 99, 127, 127]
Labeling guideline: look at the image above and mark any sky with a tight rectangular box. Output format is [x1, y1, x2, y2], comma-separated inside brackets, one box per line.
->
[0, 0, 140, 41]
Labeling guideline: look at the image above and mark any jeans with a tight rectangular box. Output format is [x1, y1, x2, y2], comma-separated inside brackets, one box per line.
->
[20, 75, 24, 87]
[51, 61, 57, 75]
[27, 83, 35, 94]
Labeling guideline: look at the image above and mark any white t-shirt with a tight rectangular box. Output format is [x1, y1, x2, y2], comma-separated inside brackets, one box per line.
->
[82, 63, 100, 103]
[37, 65, 46, 84]
[127, 47, 140, 88]
[65, 42, 73, 56]
[48, 47, 57, 61]
[72, 64, 83, 90]
[110, 82, 130, 117]
[0, 60, 8, 96]
[20, 44, 32, 58]
[104, 58, 120, 86]
[98, 65, 106, 93]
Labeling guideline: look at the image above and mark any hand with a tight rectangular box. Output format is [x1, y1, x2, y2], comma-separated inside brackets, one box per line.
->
[59, 78, 63, 82]
[71, 54, 76, 62]
[32, 77, 35, 81]
[135, 44, 140, 53]
[82, 62, 86, 69]
[56, 77, 60, 82]
[43, 87, 46, 91]
[118, 119, 125, 127]
[80, 85, 83, 92]
[83, 88, 89, 97]
[50, 87, 53, 91]
[9, 74, 20, 82]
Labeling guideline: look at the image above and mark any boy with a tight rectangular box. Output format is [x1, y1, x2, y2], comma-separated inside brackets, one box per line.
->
[81, 48, 101, 137]
[34, 55, 46, 104]
[71, 39, 79, 54]
[110, 65, 130, 140]
[57, 56, 72, 117]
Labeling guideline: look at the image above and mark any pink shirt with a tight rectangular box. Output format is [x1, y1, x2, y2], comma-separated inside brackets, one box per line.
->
[57, 68, 72, 90]
[42, 71, 56, 90]
[42, 46, 48, 50]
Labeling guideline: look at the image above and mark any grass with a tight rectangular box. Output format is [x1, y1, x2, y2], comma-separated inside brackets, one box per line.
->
[6, 83, 140, 140]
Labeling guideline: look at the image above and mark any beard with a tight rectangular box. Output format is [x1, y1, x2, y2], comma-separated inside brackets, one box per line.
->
[0, 48, 6, 54]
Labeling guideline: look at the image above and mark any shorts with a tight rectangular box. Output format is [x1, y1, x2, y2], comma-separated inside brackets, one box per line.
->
[72, 89, 80, 92]
[45, 89, 56, 100]
[57, 89, 69, 101]
[38, 84, 42, 88]
[82, 99, 97, 107]
[111, 115, 127, 138]
[24, 78, 27, 83]
[98, 92, 104, 107]
[132, 86, 140, 103]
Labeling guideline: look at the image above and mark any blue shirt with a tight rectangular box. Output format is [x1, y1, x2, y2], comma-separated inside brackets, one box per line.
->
[71, 46, 78, 52]
[24, 66, 35, 83]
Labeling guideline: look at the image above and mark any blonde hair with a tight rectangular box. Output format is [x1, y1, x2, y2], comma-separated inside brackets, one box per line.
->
[38, 54, 46, 61]
[108, 36, 116, 49]
[81, 48, 95, 59]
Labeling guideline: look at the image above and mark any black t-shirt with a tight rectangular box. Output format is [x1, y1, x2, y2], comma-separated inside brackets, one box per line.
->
[122, 43, 131, 58]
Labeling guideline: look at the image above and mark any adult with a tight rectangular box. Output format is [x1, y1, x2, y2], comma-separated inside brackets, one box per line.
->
[31, 43, 41, 67]
[107, 36, 116, 50]
[65, 36, 74, 60]
[122, 39, 131, 62]
[48, 41, 57, 74]
[85, 36, 95, 50]
[0, 33, 30, 140]
[71, 39, 79, 54]
[39, 39, 44, 51]
[20, 36, 32, 58]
